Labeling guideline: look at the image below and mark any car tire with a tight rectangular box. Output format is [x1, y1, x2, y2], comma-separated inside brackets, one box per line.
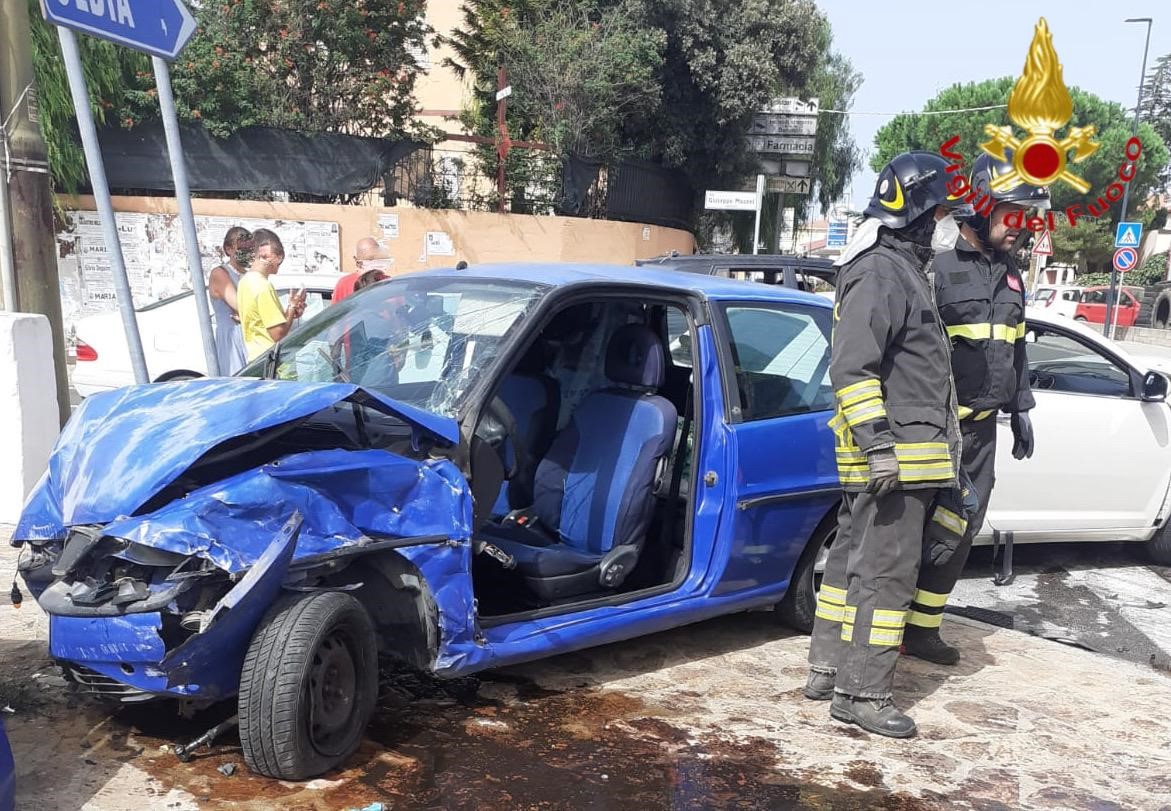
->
[776, 509, 838, 634]
[1154, 293, 1171, 330]
[239, 591, 378, 781]
[154, 370, 204, 383]
[1147, 524, 1171, 566]
[1074, 316, 1088, 322]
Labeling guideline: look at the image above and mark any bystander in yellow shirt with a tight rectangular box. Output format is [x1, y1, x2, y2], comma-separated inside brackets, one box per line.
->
[237, 271, 287, 361]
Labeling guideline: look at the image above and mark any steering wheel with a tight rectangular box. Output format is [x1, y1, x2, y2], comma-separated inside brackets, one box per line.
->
[1029, 369, 1056, 390]
[477, 397, 530, 483]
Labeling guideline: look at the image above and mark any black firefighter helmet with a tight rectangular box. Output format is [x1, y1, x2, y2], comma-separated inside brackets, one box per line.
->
[965, 150, 1052, 240]
[865, 151, 975, 229]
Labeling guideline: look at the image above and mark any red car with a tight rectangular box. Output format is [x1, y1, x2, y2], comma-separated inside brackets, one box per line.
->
[1073, 286, 1141, 327]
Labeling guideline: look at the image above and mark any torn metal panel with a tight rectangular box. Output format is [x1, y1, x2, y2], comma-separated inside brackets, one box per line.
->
[13, 378, 459, 544]
[101, 449, 471, 573]
[158, 514, 302, 698]
[49, 612, 167, 663]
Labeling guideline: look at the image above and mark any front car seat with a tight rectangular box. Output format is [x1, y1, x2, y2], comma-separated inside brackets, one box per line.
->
[489, 324, 678, 600]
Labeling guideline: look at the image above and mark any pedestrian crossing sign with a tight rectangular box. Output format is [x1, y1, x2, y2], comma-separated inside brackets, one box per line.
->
[1115, 222, 1142, 248]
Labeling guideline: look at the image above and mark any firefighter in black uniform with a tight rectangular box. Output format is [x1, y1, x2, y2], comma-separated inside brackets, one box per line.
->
[902, 151, 1047, 664]
[805, 151, 974, 738]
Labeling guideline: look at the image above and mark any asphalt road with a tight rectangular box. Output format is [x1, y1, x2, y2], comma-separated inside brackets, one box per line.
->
[951, 540, 1171, 673]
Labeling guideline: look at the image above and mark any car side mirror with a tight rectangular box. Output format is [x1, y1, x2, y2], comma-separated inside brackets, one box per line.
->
[1024, 330, 1037, 344]
[1142, 371, 1168, 402]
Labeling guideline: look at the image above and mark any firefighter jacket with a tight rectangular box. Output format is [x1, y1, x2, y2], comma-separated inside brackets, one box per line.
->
[828, 231, 961, 492]
[932, 238, 1035, 421]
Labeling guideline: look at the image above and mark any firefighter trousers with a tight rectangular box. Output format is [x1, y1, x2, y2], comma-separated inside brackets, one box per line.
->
[909, 417, 997, 631]
[807, 488, 936, 699]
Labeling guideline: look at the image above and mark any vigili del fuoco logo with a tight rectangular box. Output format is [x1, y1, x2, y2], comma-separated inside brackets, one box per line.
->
[940, 18, 1144, 233]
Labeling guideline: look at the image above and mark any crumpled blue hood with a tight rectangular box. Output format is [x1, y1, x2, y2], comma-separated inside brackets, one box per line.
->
[15, 377, 459, 538]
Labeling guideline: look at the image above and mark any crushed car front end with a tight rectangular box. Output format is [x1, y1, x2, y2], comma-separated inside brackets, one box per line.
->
[12, 377, 477, 704]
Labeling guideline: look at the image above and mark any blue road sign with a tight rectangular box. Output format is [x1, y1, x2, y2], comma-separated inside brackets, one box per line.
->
[41, 0, 197, 61]
[1113, 247, 1138, 273]
[1115, 221, 1142, 249]
[827, 219, 848, 247]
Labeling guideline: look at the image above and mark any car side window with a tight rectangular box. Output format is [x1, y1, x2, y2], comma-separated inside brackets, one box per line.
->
[722, 304, 833, 421]
[1028, 329, 1132, 398]
[665, 307, 693, 368]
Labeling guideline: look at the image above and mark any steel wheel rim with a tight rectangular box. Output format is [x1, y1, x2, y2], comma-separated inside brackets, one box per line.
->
[307, 631, 358, 755]
[812, 528, 835, 593]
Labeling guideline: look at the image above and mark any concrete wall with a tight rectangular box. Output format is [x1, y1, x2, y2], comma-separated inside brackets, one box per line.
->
[1111, 325, 1171, 347]
[62, 195, 696, 275]
[0, 314, 59, 523]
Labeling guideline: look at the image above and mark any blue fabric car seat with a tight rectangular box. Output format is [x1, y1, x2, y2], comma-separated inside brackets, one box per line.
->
[491, 372, 560, 515]
[490, 324, 678, 600]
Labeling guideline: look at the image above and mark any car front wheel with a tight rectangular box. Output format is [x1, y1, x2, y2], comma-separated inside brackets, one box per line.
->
[239, 591, 378, 780]
[1148, 523, 1171, 566]
[776, 511, 838, 633]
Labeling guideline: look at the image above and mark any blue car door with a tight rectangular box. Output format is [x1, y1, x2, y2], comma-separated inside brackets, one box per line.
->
[707, 299, 840, 596]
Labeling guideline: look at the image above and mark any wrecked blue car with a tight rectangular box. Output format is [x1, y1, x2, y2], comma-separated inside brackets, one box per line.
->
[13, 264, 839, 779]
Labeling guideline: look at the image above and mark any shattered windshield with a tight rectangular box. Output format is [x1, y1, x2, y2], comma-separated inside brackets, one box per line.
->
[239, 276, 548, 418]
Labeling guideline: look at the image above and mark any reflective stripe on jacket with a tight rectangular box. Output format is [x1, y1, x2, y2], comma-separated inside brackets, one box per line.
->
[933, 239, 1035, 417]
[828, 231, 961, 491]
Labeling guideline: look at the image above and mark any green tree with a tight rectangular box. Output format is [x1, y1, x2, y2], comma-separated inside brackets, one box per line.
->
[871, 78, 1169, 270]
[447, 0, 664, 158]
[1140, 53, 1171, 191]
[806, 48, 863, 215]
[448, 0, 835, 212]
[29, 0, 433, 192]
[123, 0, 432, 138]
[27, 0, 146, 191]
[630, 0, 826, 193]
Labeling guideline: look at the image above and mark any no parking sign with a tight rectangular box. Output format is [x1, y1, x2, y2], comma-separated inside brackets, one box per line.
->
[1113, 247, 1139, 273]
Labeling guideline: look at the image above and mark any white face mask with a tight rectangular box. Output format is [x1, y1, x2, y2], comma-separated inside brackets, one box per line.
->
[931, 213, 961, 252]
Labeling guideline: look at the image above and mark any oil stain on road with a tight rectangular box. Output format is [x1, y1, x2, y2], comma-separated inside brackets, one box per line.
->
[122, 668, 933, 810]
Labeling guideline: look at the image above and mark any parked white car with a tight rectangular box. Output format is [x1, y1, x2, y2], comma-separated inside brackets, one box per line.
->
[1030, 284, 1083, 318]
[979, 307, 1171, 563]
[71, 273, 341, 397]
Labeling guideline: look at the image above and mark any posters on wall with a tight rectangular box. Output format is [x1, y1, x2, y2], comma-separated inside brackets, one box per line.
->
[425, 230, 454, 257]
[378, 213, 400, 241]
[56, 211, 341, 338]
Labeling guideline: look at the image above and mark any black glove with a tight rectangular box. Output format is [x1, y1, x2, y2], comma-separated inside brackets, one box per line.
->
[865, 448, 900, 496]
[1010, 411, 1034, 460]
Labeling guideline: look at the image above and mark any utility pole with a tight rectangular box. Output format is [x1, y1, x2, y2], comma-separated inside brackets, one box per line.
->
[1105, 16, 1153, 340]
[1, 0, 72, 425]
[496, 66, 511, 214]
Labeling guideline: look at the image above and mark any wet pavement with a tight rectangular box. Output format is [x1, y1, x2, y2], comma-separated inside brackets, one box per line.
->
[4, 535, 1171, 810]
[951, 542, 1171, 672]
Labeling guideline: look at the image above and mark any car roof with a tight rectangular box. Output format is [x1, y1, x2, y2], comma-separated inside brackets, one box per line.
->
[404, 262, 832, 308]
[635, 253, 837, 270]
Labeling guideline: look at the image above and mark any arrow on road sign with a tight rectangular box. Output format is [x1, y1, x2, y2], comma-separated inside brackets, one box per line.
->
[1032, 229, 1053, 256]
[41, 0, 197, 61]
[1113, 247, 1139, 273]
[1115, 221, 1142, 248]
[766, 176, 811, 195]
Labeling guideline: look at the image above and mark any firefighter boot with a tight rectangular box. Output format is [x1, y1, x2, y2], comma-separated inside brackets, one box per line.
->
[903, 626, 960, 665]
[830, 693, 917, 738]
[803, 670, 835, 701]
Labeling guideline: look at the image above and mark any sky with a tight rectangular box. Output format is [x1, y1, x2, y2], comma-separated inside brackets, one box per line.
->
[814, 1, 1171, 212]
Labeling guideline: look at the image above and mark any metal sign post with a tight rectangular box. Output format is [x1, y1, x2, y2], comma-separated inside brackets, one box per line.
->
[751, 174, 765, 255]
[43, 0, 205, 380]
[153, 57, 219, 375]
[57, 28, 149, 384]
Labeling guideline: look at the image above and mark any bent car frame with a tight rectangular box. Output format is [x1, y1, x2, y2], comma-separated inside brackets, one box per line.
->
[14, 263, 1171, 780]
[16, 265, 843, 779]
